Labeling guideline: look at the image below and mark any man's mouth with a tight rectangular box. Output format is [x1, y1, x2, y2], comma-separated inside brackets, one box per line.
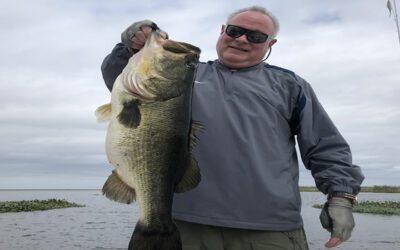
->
[229, 46, 249, 52]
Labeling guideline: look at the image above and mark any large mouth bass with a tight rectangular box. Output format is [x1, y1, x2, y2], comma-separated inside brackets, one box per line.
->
[95, 29, 202, 250]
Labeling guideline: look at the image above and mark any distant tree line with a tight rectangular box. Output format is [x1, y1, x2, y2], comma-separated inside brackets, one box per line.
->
[300, 185, 400, 193]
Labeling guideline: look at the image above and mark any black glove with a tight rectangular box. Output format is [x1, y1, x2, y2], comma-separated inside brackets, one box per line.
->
[121, 20, 167, 53]
[320, 196, 355, 242]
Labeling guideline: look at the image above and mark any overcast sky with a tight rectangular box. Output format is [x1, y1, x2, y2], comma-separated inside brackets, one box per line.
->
[0, 0, 399, 189]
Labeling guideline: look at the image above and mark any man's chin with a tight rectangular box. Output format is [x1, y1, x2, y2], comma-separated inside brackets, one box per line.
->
[222, 51, 248, 62]
[219, 58, 253, 69]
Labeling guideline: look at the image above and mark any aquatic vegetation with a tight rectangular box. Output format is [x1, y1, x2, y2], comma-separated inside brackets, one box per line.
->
[313, 201, 400, 215]
[0, 199, 85, 213]
[300, 186, 319, 192]
[360, 186, 400, 193]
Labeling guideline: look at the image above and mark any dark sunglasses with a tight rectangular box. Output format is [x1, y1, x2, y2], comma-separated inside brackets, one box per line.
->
[225, 25, 269, 44]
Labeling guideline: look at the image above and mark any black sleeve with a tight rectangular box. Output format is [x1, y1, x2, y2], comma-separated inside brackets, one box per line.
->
[101, 43, 135, 91]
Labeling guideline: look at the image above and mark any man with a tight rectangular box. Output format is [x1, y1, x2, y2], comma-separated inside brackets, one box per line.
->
[101, 6, 364, 250]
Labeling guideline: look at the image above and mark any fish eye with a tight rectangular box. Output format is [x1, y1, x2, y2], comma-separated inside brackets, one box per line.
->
[186, 61, 198, 69]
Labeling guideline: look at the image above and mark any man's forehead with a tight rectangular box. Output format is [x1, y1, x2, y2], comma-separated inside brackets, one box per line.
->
[228, 11, 273, 33]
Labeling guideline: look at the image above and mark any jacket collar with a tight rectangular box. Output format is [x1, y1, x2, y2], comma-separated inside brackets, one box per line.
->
[215, 60, 264, 72]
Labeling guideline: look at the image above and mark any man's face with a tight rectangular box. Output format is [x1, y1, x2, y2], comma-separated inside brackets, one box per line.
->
[216, 11, 277, 69]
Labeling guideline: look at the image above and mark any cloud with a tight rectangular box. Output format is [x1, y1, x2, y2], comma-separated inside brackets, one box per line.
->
[0, 0, 399, 188]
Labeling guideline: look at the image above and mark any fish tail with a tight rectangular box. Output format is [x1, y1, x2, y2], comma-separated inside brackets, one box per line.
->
[128, 222, 182, 250]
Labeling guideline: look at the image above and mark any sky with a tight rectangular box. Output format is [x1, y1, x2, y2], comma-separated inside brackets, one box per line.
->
[0, 0, 399, 189]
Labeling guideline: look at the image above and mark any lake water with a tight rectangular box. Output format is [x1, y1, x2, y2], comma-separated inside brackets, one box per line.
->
[0, 190, 399, 250]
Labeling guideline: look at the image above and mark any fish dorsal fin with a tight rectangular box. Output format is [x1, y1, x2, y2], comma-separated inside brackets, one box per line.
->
[190, 120, 205, 150]
[117, 99, 141, 128]
[102, 171, 136, 204]
[95, 103, 112, 122]
[174, 157, 201, 193]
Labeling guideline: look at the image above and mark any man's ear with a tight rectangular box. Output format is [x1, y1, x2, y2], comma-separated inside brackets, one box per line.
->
[220, 24, 225, 35]
[269, 39, 277, 48]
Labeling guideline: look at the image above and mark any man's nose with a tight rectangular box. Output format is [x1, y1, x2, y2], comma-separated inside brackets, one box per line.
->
[235, 34, 249, 43]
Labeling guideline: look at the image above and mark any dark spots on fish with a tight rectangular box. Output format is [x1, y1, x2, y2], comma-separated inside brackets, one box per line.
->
[118, 100, 141, 128]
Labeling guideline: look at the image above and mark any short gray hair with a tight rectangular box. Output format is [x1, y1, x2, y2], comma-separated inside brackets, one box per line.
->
[226, 6, 280, 40]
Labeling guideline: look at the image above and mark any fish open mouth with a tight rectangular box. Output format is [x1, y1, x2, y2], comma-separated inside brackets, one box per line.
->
[162, 40, 200, 69]
[163, 40, 201, 55]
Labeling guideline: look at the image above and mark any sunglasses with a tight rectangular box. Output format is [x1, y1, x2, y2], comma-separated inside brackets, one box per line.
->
[224, 25, 269, 44]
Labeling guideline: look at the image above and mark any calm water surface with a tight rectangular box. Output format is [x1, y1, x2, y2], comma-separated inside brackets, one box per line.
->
[0, 191, 399, 250]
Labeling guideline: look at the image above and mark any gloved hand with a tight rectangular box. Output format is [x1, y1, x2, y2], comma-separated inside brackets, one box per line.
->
[121, 19, 168, 53]
[320, 197, 355, 248]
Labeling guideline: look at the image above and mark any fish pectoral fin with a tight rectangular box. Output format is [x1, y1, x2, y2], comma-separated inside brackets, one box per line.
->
[117, 99, 141, 128]
[95, 103, 112, 122]
[174, 156, 201, 193]
[190, 120, 205, 150]
[102, 171, 136, 204]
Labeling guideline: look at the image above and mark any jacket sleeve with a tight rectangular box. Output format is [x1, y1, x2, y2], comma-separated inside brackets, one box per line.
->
[101, 43, 134, 91]
[294, 79, 364, 195]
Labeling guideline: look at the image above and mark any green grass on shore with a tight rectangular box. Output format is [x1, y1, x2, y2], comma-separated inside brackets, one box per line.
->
[313, 201, 400, 215]
[300, 185, 400, 193]
[0, 199, 85, 213]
